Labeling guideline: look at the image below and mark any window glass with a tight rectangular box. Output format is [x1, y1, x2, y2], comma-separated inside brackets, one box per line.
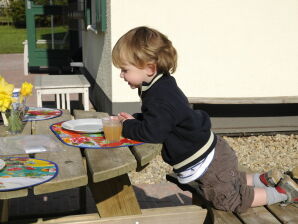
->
[32, 0, 68, 6]
[34, 14, 69, 50]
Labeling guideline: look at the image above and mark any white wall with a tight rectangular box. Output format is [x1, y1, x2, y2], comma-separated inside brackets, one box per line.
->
[111, 0, 298, 103]
[83, 0, 112, 100]
[84, 0, 298, 104]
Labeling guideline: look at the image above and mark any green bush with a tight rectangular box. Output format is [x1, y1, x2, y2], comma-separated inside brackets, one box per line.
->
[0, 7, 4, 16]
[6, 0, 69, 28]
[8, 0, 25, 28]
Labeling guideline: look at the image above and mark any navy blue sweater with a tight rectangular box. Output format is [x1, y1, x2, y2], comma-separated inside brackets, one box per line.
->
[122, 74, 216, 172]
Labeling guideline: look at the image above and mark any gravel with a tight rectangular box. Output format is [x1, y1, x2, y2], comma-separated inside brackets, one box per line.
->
[129, 134, 298, 184]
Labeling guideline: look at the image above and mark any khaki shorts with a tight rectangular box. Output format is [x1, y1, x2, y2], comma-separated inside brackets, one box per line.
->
[195, 136, 254, 213]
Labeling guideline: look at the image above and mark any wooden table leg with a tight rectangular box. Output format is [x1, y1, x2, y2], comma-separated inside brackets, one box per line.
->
[0, 199, 9, 222]
[88, 174, 141, 217]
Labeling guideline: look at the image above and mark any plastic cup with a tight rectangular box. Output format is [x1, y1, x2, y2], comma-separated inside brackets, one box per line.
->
[102, 116, 122, 143]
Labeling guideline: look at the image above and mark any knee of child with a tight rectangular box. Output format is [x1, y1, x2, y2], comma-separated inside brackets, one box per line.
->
[206, 185, 253, 213]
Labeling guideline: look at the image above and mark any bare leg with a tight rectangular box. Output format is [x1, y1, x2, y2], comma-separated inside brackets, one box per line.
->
[251, 188, 267, 206]
[246, 174, 268, 206]
[246, 174, 253, 186]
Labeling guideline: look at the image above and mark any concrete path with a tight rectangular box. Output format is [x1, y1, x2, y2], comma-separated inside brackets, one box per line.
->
[0, 54, 38, 107]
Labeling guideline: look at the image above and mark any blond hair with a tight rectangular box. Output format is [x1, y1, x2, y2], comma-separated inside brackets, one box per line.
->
[112, 26, 177, 74]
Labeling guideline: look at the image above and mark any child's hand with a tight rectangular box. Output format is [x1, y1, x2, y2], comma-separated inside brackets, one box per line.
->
[118, 112, 134, 123]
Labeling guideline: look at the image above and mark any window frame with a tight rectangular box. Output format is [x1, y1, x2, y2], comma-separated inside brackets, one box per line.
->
[84, 0, 106, 33]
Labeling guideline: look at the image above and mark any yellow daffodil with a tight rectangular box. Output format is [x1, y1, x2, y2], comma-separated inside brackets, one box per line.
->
[0, 95, 12, 112]
[0, 76, 33, 114]
[0, 76, 33, 132]
[0, 76, 14, 112]
[20, 81, 33, 97]
[0, 76, 14, 96]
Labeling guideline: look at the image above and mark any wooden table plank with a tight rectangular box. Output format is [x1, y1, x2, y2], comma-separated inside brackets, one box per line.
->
[32, 110, 88, 195]
[24, 205, 206, 224]
[237, 206, 280, 223]
[0, 189, 28, 200]
[266, 204, 298, 224]
[212, 209, 242, 224]
[85, 148, 137, 183]
[131, 143, 162, 168]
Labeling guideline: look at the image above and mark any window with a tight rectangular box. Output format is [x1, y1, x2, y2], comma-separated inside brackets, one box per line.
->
[85, 0, 106, 33]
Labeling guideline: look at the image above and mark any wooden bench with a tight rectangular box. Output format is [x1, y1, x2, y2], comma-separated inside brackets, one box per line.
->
[166, 173, 298, 224]
[6, 205, 207, 224]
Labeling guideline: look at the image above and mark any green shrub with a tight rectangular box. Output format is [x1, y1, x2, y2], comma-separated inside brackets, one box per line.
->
[8, 0, 25, 28]
[0, 7, 4, 16]
[6, 0, 69, 28]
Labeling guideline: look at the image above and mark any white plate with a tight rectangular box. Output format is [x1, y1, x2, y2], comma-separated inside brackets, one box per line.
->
[0, 159, 5, 171]
[62, 119, 103, 133]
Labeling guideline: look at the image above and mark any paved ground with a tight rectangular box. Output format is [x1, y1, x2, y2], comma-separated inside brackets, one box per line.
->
[0, 54, 90, 110]
[0, 54, 192, 221]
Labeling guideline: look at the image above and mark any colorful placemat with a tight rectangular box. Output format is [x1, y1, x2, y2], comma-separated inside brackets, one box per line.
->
[23, 107, 62, 121]
[50, 121, 144, 149]
[0, 157, 58, 192]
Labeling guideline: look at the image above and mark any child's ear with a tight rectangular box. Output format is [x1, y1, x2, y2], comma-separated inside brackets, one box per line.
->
[146, 63, 157, 76]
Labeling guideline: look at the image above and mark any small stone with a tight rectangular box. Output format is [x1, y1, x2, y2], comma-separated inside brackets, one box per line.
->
[292, 166, 298, 179]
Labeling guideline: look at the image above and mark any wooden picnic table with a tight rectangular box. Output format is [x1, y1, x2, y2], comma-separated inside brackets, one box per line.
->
[0, 110, 87, 222]
[72, 109, 163, 218]
[0, 109, 167, 222]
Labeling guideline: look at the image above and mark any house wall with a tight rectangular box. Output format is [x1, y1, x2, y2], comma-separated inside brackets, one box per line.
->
[83, 0, 298, 114]
[82, 0, 113, 113]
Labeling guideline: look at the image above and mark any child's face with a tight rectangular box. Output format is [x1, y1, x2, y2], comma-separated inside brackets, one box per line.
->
[119, 63, 156, 89]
